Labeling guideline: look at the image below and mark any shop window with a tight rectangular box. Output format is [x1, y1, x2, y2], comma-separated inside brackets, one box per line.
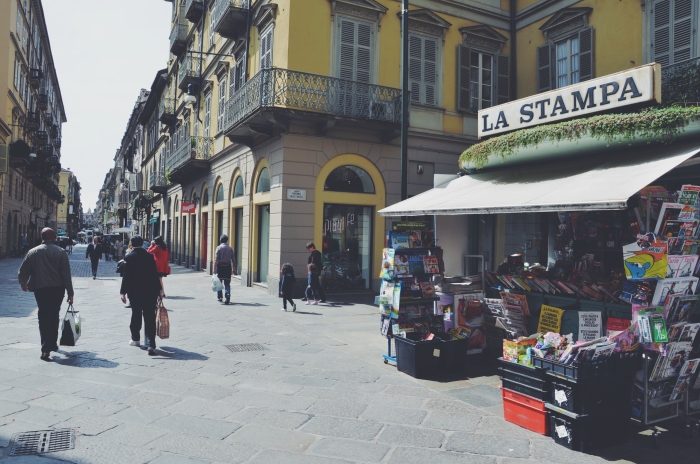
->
[256, 168, 270, 193]
[202, 189, 209, 207]
[324, 166, 375, 194]
[322, 204, 372, 291]
[215, 184, 224, 203]
[233, 177, 244, 198]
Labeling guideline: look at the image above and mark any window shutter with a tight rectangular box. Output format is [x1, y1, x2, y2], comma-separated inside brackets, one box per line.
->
[457, 44, 471, 112]
[409, 35, 422, 103]
[260, 28, 273, 69]
[537, 43, 552, 93]
[578, 27, 593, 81]
[653, 0, 671, 65]
[0, 145, 8, 174]
[673, 0, 693, 63]
[229, 66, 236, 96]
[338, 18, 373, 83]
[339, 19, 356, 81]
[496, 54, 509, 105]
[423, 37, 438, 106]
[238, 53, 247, 87]
[218, 78, 226, 132]
[356, 22, 372, 84]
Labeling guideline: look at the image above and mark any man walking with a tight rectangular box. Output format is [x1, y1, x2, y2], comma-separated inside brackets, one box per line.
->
[86, 237, 101, 279]
[18, 228, 74, 361]
[304, 242, 326, 302]
[120, 236, 163, 355]
[214, 235, 236, 305]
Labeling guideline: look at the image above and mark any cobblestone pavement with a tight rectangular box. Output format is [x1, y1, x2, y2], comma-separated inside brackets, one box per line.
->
[1, 246, 699, 463]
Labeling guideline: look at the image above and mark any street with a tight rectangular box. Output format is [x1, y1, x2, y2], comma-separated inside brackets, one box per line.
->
[0, 245, 698, 464]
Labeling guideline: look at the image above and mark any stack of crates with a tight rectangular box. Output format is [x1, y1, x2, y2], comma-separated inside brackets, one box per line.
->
[499, 358, 551, 435]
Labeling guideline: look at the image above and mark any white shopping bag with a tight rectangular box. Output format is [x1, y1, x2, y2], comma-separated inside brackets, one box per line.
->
[211, 275, 224, 292]
[59, 305, 81, 346]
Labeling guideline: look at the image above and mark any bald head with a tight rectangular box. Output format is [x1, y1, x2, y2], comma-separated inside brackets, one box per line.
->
[41, 228, 56, 242]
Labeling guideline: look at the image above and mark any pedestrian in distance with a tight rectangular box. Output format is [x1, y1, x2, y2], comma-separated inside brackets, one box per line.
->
[104, 238, 112, 261]
[114, 238, 123, 260]
[18, 227, 74, 361]
[85, 237, 102, 279]
[214, 234, 236, 305]
[306, 263, 320, 305]
[119, 236, 163, 355]
[302, 242, 326, 302]
[280, 263, 296, 312]
[148, 236, 171, 298]
[19, 234, 27, 256]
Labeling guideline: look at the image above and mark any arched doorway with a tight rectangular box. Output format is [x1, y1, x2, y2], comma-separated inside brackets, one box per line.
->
[252, 162, 270, 283]
[230, 171, 245, 273]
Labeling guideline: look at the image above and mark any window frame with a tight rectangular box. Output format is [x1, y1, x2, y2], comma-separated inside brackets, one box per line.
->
[408, 33, 442, 107]
[203, 93, 212, 138]
[647, 0, 698, 66]
[468, 50, 495, 113]
[555, 35, 580, 88]
[334, 15, 376, 84]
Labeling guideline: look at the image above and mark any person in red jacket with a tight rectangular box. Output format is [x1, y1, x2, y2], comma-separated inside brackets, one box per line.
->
[148, 236, 171, 297]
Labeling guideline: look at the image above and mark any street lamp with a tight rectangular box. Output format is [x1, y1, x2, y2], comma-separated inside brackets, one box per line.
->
[184, 84, 197, 107]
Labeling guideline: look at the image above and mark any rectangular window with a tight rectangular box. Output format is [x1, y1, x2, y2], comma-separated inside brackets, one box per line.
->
[556, 37, 580, 88]
[203, 93, 211, 138]
[653, 0, 696, 65]
[217, 77, 226, 132]
[260, 27, 273, 69]
[409, 34, 439, 106]
[209, 11, 215, 49]
[469, 51, 493, 113]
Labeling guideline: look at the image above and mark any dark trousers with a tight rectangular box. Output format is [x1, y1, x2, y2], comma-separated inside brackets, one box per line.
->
[217, 279, 231, 300]
[316, 276, 326, 301]
[305, 285, 320, 301]
[130, 297, 157, 348]
[91, 258, 99, 277]
[282, 291, 294, 309]
[34, 287, 64, 354]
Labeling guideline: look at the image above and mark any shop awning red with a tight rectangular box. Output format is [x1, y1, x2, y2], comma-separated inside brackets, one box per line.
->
[378, 143, 700, 216]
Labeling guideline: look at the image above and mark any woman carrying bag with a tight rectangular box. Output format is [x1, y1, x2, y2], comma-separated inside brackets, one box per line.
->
[148, 236, 171, 298]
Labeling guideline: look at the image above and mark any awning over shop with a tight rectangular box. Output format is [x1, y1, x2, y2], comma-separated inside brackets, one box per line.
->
[379, 142, 700, 216]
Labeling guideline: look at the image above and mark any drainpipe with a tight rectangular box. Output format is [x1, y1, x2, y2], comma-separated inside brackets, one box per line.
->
[244, 3, 253, 288]
[400, 0, 409, 202]
[510, 0, 517, 100]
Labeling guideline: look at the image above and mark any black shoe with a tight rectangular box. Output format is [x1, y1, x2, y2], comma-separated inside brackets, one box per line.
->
[320, 300, 327, 303]
[301, 298, 307, 301]
[93, 276, 96, 280]
[225, 298, 230, 305]
[217, 297, 222, 302]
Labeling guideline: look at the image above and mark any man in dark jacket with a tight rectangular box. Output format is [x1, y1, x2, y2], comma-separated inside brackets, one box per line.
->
[85, 237, 102, 279]
[304, 242, 326, 302]
[120, 236, 163, 355]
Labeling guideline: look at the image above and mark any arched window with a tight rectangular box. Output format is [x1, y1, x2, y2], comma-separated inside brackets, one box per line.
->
[215, 184, 224, 203]
[256, 167, 270, 193]
[202, 188, 209, 206]
[233, 177, 244, 198]
[324, 165, 375, 193]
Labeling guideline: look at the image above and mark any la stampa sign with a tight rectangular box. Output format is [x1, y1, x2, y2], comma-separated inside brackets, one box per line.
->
[478, 63, 661, 138]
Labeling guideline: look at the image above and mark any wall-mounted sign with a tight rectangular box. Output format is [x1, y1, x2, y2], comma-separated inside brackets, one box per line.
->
[478, 63, 661, 138]
[272, 175, 281, 188]
[286, 189, 306, 201]
[181, 202, 196, 214]
[152, 209, 160, 218]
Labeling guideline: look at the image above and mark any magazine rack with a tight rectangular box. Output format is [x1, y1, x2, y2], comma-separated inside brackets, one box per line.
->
[636, 351, 685, 425]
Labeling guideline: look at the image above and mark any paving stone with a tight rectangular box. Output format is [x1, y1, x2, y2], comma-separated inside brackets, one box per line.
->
[6, 374, 93, 395]
[148, 432, 260, 463]
[307, 398, 368, 419]
[235, 381, 303, 395]
[74, 384, 137, 402]
[20, 393, 89, 412]
[66, 399, 129, 417]
[387, 447, 498, 464]
[375, 375, 419, 386]
[247, 449, 352, 464]
[136, 378, 195, 394]
[317, 370, 381, 384]
[530, 440, 610, 464]
[96, 422, 167, 447]
[182, 385, 235, 401]
[0, 387, 51, 403]
[0, 454, 70, 463]
[283, 376, 338, 388]
[478, 415, 549, 440]
[228, 408, 311, 430]
[360, 405, 427, 426]
[377, 424, 445, 448]
[65, 369, 149, 387]
[0, 399, 30, 418]
[226, 424, 317, 452]
[384, 385, 440, 398]
[148, 454, 211, 464]
[165, 398, 243, 420]
[310, 437, 391, 462]
[223, 390, 315, 412]
[49, 434, 162, 464]
[9, 405, 74, 427]
[123, 391, 181, 409]
[445, 432, 531, 458]
[151, 413, 241, 439]
[294, 387, 342, 400]
[444, 385, 503, 408]
[334, 381, 388, 394]
[422, 410, 482, 432]
[301, 415, 383, 441]
[424, 398, 482, 414]
[190, 373, 241, 387]
[110, 405, 170, 425]
[53, 414, 121, 436]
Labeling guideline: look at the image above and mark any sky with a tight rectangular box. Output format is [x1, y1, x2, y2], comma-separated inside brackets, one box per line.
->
[42, 0, 172, 212]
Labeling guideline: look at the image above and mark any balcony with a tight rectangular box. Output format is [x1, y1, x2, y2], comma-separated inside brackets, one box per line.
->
[8, 140, 31, 167]
[44, 112, 53, 126]
[50, 124, 59, 140]
[29, 68, 43, 89]
[25, 112, 40, 131]
[185, 0, 204, 22]
[662, 56, 700, 105]
[159, 97, 176, 126]
[165, 135, 214, 185]
[150, 170, 169, 194]
[54, 137, 62, 149]
[212, 0, 249, 39]
[223, 68, 404, 147]
[35, 130, 48, 146]
[178, 55, 202, 91]
[37, 92, 48, 110]
[38, 144, 54, 159]
[169, 17, 188, 55]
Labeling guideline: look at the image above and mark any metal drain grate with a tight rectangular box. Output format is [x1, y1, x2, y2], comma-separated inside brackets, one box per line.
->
[10, 429, 75, 456]
[225, 343, 267, 352]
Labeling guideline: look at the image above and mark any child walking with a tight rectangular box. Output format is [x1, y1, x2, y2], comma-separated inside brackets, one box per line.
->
[306, 263, 320, 305]
[280, 263, 296, 312]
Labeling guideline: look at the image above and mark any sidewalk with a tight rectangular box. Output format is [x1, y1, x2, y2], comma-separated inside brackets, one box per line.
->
[0, 246, 698, 463]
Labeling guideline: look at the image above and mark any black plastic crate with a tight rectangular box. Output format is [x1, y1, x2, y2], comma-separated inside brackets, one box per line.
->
[547, 405, 631, 453]
[434, 335, 469, 373]
[500, 377, 549, 401]
[533, 356, 615, 380]
[395, 333, 441, 379]
[550, 377, 633, 415]
[499, 363, 550, 392]
[498, 358, 548, 379]
[614, 350, 642, 373]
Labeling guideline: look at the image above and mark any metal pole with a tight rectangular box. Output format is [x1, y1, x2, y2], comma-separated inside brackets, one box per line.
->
[400, 0, 409, 202]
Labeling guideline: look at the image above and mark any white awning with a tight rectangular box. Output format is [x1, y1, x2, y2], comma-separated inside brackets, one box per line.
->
[379, 143, 700, 216]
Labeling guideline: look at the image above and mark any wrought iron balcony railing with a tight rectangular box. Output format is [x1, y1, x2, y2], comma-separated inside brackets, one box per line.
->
[50, 125, 59, 139]
[25, 111, 40, 131]
[169, 14, 188, 55]
[212, 0, 250, 39]
[166, 136, 214, 174]
[159, 97, 176, 125]
[35, 131, 48, 146]
[37, 93, 48, 110]
[54, 137, 62, 149]
[662, 56, 700, 106]
[29, 68, 43, 89]
[44, 112, 53, 126]
[185, 0, 204, 22]
[150, 171, 169, 194]
[178, 55, 202, 90]
[223, 68, 403, 133]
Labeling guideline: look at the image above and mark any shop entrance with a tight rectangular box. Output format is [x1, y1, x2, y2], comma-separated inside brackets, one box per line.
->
[202, 212, 208, 270]
[257, 204, 270, 283]
[322, 204, 372, 291]
[234, 208, 243, 271]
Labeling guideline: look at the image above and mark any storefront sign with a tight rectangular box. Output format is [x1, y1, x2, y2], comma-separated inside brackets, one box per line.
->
[181, 202, 196, 214]
[286, 189, 306, 201]
[324, 213, 355, 234]
[537, 304, 564, 334]
[153, 209, 160, 218]
[393, 221, 431, 231]
[478, 63, 661, 138]
[578, 311, 602, 341]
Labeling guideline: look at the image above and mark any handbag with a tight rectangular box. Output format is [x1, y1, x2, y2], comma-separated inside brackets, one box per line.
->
[59, 304, 81, 346]
[116, 259, 126, 276]
[211, 275, 224, 292]
[156, 299, 170, 339]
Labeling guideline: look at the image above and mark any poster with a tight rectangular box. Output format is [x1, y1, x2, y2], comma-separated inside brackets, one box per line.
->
[622, 240, 667, 280]
[537, 304, 564, 334]
[578, 311, 603, 341]
[651, 277, 699, 306]
[678, 185, 700, 219]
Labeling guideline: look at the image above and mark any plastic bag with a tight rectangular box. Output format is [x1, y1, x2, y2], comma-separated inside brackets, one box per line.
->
[59, 304, 81, 346]
[211, 275, 224, 292]
[156, 300, 170, 339]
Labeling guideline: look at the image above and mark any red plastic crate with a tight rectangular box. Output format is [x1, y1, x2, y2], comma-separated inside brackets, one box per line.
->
[502, 387, 549, 435]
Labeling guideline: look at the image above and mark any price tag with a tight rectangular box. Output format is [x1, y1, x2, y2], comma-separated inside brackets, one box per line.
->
[433, 349, 440, 357]
[555, 425, 569, 439]
[554, 389, 568, 405]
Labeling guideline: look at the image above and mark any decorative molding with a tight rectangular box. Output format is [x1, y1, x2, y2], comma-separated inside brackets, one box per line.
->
[232, 38, 247, 57]
[459, 25, 508, 52]
[214, 60, 230, 80]
[329, 0, 388, 24]
[539, 7, 591, 40]
[253, 3, 277, 32]
[201, 79, 214, 94]
[399, 9, 452, 42]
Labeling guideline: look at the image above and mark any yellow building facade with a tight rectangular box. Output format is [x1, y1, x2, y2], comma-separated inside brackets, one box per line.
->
[57, 168, 80, 239]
